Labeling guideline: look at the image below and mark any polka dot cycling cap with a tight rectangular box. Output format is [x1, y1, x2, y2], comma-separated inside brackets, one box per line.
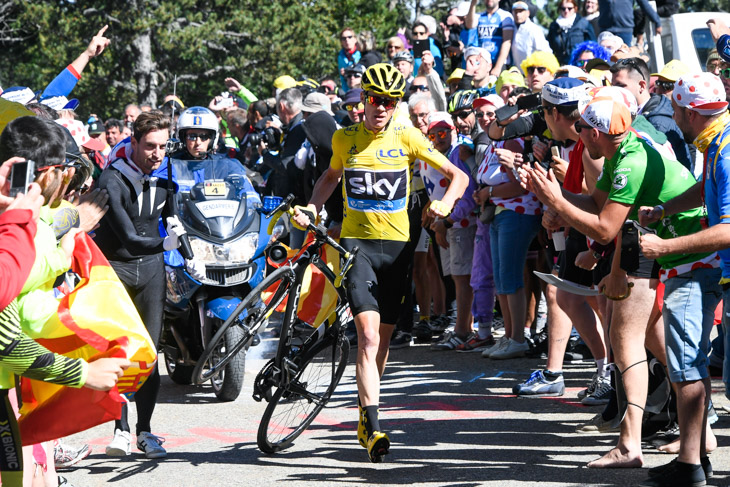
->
[672, 73, 728, 116]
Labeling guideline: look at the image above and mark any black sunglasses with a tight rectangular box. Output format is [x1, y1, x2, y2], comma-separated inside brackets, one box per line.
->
[574, 122, 593, 133]
[452, 110, 473, 120]
[526, 66, 548, 75]
[409, 84, 429, 92]
[186, 133, 213, 142]
[654, 80, 675, 91]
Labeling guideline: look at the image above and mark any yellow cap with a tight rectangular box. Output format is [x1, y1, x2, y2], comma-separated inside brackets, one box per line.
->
[446, 68, 465, 84]
[651, 60, 690, 82]
[273, 75, 297, 90]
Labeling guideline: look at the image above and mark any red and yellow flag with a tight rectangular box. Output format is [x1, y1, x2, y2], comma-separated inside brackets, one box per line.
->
[18, 233, 156, 446]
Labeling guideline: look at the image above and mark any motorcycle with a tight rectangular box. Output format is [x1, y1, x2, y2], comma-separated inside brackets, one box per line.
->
[161, 172, 285, 401]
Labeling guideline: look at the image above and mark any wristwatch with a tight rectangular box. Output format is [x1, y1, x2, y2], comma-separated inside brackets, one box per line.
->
[488, 186, 494, 200]
[591, 250, 602, 260]
[443, 219, 454, 229]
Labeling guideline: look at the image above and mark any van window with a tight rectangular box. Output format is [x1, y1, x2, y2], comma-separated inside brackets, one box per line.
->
[691, 28, 715, 69]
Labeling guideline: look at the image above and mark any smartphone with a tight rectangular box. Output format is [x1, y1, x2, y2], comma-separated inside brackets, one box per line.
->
[551, 146, 560, 160]
[9, 160, 35, 197]
[413, 39, 429, 59]
[218, 92, 234, 108]
[494, 103, 519, 124]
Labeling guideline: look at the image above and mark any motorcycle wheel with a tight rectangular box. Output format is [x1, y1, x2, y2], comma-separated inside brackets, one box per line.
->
[164, 352, 195, 385]
[209, 323, 246, 402]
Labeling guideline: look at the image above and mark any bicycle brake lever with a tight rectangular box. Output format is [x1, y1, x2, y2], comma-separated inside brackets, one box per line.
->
[334, 248, 358, 288]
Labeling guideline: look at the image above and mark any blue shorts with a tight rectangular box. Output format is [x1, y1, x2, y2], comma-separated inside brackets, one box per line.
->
[662, 267, 722, 383]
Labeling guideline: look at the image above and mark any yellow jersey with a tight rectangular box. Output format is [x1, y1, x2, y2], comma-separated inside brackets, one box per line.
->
[330, 120, 448, 241]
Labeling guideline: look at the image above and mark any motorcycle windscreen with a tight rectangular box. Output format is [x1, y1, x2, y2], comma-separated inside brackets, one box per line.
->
[177, 179, 258, 241]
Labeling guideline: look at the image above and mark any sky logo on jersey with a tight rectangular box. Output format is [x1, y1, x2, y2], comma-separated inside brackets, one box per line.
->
[345, 168, 407, 212]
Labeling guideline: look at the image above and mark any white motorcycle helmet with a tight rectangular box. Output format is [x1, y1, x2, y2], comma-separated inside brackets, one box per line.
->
[176, 106, 220, 156]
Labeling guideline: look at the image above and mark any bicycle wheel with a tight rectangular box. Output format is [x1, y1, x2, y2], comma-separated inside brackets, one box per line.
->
[257, 333, 350, 454]
[192, 266, 295, 385]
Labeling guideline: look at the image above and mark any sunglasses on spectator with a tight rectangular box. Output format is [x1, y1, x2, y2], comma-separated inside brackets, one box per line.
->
[366, 94, 399, 109]
[721, 68, 730, 79]
[428, 130, 449, 141]
[452, 110, 473, 120]
[413, 30, 427, 36]
[186, 133, 213, 141]
[341, 35, 354, 40]
[475, 110, 495, 119]
[345, 102, 365, 112]
[346, 72, 363, 78]
[409, 84, 429, 92]
[575, 59, 590, 68]
[526, 66, 548, 75]
[387, 45, 403, 50]
[574, 122, 593, 133]
[654, 80, 675, 91]
[560, 5, 575, 11]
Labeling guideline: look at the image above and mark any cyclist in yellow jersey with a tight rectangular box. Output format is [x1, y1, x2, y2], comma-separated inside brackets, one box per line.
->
[293, 63, 468, 462]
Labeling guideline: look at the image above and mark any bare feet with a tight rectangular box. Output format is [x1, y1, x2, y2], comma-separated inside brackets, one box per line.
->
[656, 429, 717, 454]
[587, 446, 643, 468]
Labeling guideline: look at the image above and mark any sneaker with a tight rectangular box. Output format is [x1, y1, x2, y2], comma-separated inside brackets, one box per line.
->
[648, 457, 712, 480]
[575, 413, 619, 433]
[105, 429, 132, 456]
[455, 334, 495, 352]
[481, 335, 509, 358]
[581, 375, 613, 406]
[54, 441, 91, 470]
[489, 338, 529, 360]
[708, 400, 718, 425]
[414, 319, 433, 343]
[513, 370, 565, 397]
[639, 459, 706, 487]
[431, 332, 470, 351]
[357, 402, 367, 448]
[429, 315, 451, 335]
[525, 329, 548, 359]
[389, 331, 412, 349]
[577, 374, 599, 401]
[366, 431, 390, 463]
[136, 431, 167, 459]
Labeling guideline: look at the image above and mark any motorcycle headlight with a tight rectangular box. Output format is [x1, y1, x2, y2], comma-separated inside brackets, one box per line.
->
[188, 233, 258, 265]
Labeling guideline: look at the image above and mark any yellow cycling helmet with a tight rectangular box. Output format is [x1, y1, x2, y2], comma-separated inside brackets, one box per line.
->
[361, 63, 406, 99]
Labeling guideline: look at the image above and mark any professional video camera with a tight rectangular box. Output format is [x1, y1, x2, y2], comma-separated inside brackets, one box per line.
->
[249, 126, 282, 152]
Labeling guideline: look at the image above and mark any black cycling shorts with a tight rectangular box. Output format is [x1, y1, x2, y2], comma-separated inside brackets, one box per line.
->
[557, 228, 594, 287]
[341, 238, 410, 325]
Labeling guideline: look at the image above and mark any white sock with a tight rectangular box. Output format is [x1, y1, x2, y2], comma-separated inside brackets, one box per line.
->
[478, 322, 492, 339]
[595, 358, 608, 378]
[523, 327, 531, 339]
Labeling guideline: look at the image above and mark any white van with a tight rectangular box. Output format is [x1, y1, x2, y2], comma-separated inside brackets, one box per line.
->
[647, 12, 730, 73]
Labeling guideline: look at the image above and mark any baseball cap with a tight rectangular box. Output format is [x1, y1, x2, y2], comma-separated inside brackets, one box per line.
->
[345, 64, 366, 75]
[301, 92, 333, 115]
[87, 119, 105, 135]
[672, 73, 728, 116]
[427, 111, 456, 131]
[0, 86, 38, 105]
[473, 94, 505, 110]
[512, 1, 529, 10]
[651, 60, 690, 82]
[341, 88, 363, 107]
[579, 86, 637, 134]
[40, 95, 80, 111]
[543, 78, 586, 105]
[55, 118, 106, 152]
[446, 68, 465, 85]
[463, 46, 491, 63]
[585, 58, 611, 71]
[273, 75, 297, 90]
[454, 1, 471, 17]
[495, 67, 526, 94]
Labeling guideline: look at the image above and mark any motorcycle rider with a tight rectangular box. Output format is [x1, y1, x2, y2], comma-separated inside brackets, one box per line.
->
[170, 106, 260, 203]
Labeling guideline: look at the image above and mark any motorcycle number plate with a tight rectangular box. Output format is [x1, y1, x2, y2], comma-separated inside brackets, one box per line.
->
[204, 182, 227, 196]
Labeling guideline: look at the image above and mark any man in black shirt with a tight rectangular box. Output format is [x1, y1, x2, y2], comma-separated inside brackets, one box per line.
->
[95, 111, 185, 460]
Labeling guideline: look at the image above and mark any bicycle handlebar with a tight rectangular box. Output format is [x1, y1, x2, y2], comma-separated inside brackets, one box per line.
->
[264, 195, 359, 278]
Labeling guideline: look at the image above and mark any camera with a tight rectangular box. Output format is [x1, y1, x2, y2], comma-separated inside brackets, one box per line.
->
[9, 159, 36, 197]
[249, 126, 282, 152]
[165, 138, 184, 156]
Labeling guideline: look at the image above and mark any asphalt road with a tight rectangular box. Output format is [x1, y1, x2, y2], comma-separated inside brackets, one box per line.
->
[61, 332, 730, 487]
